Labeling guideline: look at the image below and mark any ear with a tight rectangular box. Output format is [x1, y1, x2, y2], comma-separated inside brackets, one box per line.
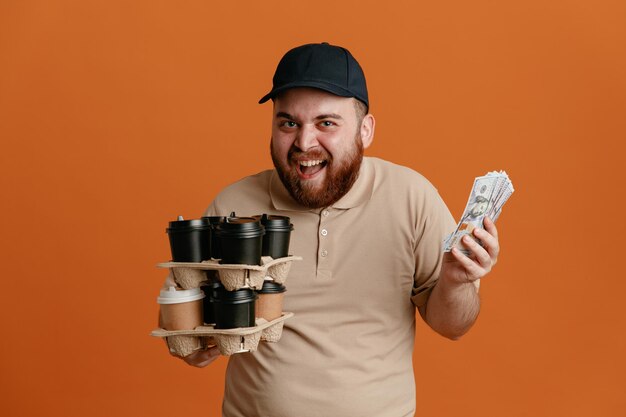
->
[359, 113, 375, 149]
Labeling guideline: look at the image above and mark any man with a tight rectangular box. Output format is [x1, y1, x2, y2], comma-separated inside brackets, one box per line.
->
[175, 42, 500, 416]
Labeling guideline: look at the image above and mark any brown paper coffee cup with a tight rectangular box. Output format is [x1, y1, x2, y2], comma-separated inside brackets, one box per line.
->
[256, 281, 286, 321]
[157, 287, 205, 330]
[256, 292, 284, 321]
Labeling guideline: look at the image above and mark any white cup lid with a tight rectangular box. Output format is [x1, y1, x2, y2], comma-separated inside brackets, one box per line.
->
[157, 286, 205, 304]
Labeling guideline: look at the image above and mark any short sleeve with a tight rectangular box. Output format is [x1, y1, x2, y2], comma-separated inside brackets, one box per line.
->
[410, 187, 456, 307]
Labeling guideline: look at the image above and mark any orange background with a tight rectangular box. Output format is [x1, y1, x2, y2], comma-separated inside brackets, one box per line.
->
[1, 1, 625, 416]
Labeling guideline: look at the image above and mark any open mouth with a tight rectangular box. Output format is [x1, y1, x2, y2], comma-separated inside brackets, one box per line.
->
[296, 159, 328, 178]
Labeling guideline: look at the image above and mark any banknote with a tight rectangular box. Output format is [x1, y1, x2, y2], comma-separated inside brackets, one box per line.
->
[443, 171, 514, 255]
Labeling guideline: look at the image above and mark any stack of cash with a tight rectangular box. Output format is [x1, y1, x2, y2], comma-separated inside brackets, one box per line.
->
[443, 171, 514, 255]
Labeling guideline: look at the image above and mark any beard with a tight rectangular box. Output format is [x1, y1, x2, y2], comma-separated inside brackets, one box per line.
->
[271, 134, 364, 209]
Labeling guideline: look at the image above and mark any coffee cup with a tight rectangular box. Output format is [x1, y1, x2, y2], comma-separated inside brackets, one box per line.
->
[157, 286, 205, 330]
[201, 215, 226, 260]
[200, 280, 223, 325]
[255, 214, 294, 259]
[256, 280, 286, 321]
[212, 287, 257, 329]
[214, 216, 265, 265]
[166, 216, 211, 262]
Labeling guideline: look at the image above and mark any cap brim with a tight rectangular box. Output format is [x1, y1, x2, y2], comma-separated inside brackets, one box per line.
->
[258, 80, 365, 105]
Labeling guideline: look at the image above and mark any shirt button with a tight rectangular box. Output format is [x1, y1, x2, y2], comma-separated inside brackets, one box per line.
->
[322, 210, 329, 216]
[321, 229, 328, 236]
[320, 250, 328, 257]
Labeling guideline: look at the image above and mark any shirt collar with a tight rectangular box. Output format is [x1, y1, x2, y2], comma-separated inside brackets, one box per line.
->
[269, 157, 375, 212]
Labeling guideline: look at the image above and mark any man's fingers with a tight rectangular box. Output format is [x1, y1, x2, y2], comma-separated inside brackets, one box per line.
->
[483, 216, 499, 240]
[473, 227, 499, 264]
[182, 346, 221, 368]
[462, 235, 492, 271]
[451, 246, 484, 280]
[445, 217, 501, 284]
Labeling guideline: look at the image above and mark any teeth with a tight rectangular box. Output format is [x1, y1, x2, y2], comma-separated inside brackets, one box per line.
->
[300, 160, 324, 167]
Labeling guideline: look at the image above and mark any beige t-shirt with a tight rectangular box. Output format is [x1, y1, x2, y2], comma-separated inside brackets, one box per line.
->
[205, 157, 456, 417]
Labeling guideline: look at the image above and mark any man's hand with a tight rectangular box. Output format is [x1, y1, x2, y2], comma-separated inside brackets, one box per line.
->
[159, 319, 221, 367]
[421, 217, 500, 340]
[443, 216, 500, 285]
[181, 346, 221, 367]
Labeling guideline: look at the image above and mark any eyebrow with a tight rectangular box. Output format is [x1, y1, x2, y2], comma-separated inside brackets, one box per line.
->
[315, 113, 343, 121]
[275, 112, 344, 121]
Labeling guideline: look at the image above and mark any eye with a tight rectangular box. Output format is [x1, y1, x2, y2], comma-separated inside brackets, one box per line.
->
[281, 120, 298, 128]
[320, 121, 335, 127]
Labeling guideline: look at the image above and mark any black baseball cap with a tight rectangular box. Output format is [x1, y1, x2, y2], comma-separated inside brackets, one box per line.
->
[258, 42, 369, 109]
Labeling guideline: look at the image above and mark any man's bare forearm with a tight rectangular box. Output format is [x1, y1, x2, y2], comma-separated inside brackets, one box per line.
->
[421, 278, 480, 340]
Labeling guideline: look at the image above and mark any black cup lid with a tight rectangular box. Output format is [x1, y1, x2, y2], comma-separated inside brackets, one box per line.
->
[166, 217, 210, 232]
[213, 287, 257, 302]
[259, 281, 287, 294]
[215, 216, 265, 237]
[254, 214, 294, 231]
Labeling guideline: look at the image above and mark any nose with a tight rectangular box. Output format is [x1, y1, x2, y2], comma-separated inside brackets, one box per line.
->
[294, 123, 319, 152]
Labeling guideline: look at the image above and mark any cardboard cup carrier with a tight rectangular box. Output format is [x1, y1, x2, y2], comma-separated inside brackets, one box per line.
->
[153, 214, 298, 357]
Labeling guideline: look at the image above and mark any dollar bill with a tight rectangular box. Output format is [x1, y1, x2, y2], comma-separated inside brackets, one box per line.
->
[443, 171, 514, 255]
